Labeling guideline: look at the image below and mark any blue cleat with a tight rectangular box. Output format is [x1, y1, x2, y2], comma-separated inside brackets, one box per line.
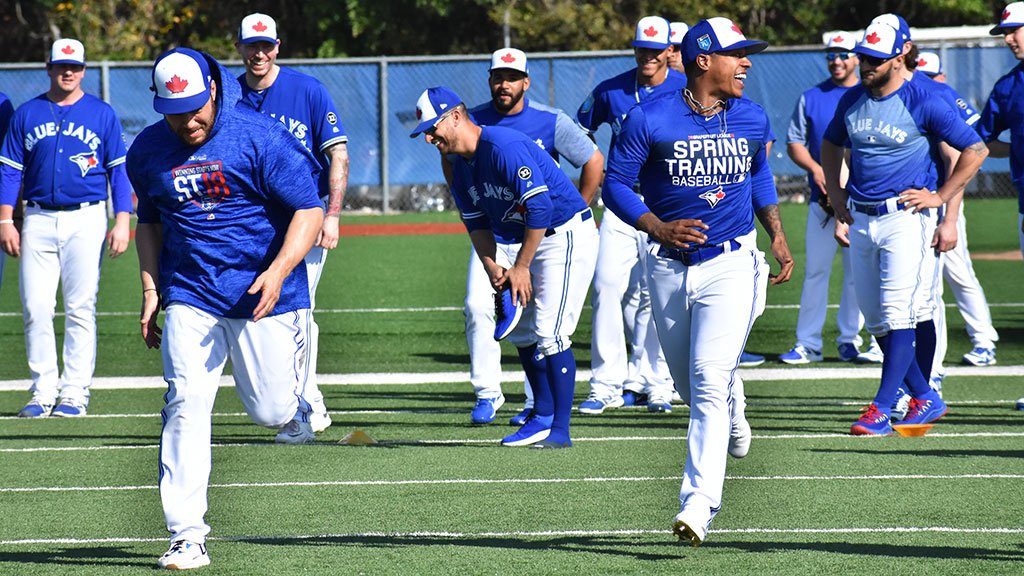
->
[578, 393, 624, 414]
[470, 395, 505, 425]
[895, 396, 948, 427]
[890, 386, 911, 421]
[493, 287, 523, 341]
[18, 399, 54, 418]
[50, 399, 87, 417]
[621, 390, 647, 406]
[509, 406, 533, 426]
[962, 346, 996, 367]
[837, 342, 860, 362]
[647, 400, 673, 413]
[850, 403, 892, 436]
[501, 414, 553, 446]
[738, 351, 765, 367]
[779, 345, 822, 365]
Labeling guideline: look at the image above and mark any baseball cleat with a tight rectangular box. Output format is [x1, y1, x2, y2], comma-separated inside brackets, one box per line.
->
[157, 539, 210, 570]
[50, 399, 87, 417]
[647, 399, 673, 413]
[274, 419, 315, 444]
[962, 346, 996, 367]
[311, 411, 333, 433]
[929, 374, 944, 398]
[895, 396, 948, 427]
[470, 395, 505, 425]
[850, 403, 893, 436]
[890, 387, 911, 421]
[779, 344, 823, 365]
[671, 511, 707, 547]
[509, 406, 533, 426]
[500, 414, 553, 446]
[836, 342, 861, 362]
[855, 341, 884, 364]
[577, 393, 624, 414]
[620, 390, 648, 406]
[728, 414, 751, 459]
[738, 351, 765, 367]
[18, 399, 54, 418]
[493, 287, 523, 341]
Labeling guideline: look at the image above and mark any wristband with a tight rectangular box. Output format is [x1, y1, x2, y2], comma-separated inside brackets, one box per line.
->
[143, 288, 158, 293]
[0, 219, 13, 224]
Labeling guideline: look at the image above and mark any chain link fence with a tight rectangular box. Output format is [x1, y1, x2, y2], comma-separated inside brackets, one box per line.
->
[1, 41, 1017, 212]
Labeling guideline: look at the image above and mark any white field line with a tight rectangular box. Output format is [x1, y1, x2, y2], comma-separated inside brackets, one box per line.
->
[2, 365, 1024, 391]
[2, 526, 1024, 546]
[2, 473, 1023, 494]
[3, 431, 1023, 454]
[2, 301, 1022, 318]
[0, 397, 1017, 421]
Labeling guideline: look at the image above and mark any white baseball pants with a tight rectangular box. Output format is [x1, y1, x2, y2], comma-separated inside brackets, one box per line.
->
[301, 244, 328, 414]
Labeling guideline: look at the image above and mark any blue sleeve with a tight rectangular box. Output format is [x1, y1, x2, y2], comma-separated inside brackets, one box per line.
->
[977, 85, 1006, 142]
[603, 108, 653, 226]
[498, 143, 552, 229]
[823, 96, 851, 147]
[916, 94, 983, 152]
[103, 108, 128, 169]
[0, 163, 22, 206]
[0, 98, 13, 141]
[0, 112, 23, 205]
[109, 164, 133, 214]
[259, 124, 322, 211]
[0, 109, 24, 171]
[576, 88, 606, 133]
[552, 110, 597, 168]
[523, 190, 554, 230]
[126, 146, 159, 224]
[786, 94, 808, 145]
[311, 82, 348, 152]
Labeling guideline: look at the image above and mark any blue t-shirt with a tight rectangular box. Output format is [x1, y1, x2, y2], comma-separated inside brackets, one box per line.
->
[824, 79, 983, 202]
[470, 97, 596, 168]
[604, 93, 777, 245]
[449, 126, 588, 244]
[979, 62, 1024, 212]
[0, 92, 130, 211]
[787, 80, 855, 202]
[239, 66, 347, 199]
[577, 68, 688, 148]
[129, 57, 323, 319]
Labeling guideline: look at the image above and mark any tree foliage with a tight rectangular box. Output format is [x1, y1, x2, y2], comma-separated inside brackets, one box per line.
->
[0, 0, 1010, 63]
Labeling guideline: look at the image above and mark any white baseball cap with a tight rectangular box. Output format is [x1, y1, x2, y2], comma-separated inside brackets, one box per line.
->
[239, 13, 279, 44]
[916, 51, 943, 76]
[853, 22, 902, 60]
[632, 16, 672, 50]
[872, 13, 911, 43]
[151, 48, 213, 114]
[50, 39, 85, 66]
[669, 22, 689, 46]
[410, 86, 463, 138]
[489, 48, 528, 75]
[991, 2, 1024, 35]
[825, 31, 857, 51]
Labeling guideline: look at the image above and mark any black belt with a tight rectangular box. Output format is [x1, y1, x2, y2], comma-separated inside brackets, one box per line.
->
[545, 208, 593, 237]
[26, 200, 102, 212]
[658, 239, 741, 266]
[850, 199, 904, 216]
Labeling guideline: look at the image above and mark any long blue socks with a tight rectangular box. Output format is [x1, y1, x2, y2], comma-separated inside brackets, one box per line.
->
[518, 345, 552, 417]
[516, 345, 576, 444]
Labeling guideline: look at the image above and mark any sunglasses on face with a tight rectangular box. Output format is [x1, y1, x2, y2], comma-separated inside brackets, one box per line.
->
[825, 52, 856, 61]
[861, 55, 891, 67]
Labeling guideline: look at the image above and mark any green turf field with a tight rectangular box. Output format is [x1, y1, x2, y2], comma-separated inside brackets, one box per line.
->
[0, 198, 1022, 574]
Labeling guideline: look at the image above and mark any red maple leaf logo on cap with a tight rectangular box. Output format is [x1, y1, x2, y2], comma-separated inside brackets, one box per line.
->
[832, 35, 844, 43]
[643, 26, 658, 37]
[165, 74, 188, 94]
[253, 20, 268, 32]
[1004, 9, 1011, 21]
[416, 108, 422, 120]
[62, 45, 75, 55]
[731, 23, 743, 34]
[866, 31, 880, 44]
[501, 52, 516, 63]
[917, 57, 927, 67]
[670, 30, 677, 38]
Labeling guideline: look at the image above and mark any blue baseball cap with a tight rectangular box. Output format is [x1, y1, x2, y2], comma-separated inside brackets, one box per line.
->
[872, 13, 911, 43]
[681, 17, 768, 64]
[151, 48, 213, 115]
[410, 86, 463, 138]
[854, 23, 902, 60]
[632, 16, 672, 50]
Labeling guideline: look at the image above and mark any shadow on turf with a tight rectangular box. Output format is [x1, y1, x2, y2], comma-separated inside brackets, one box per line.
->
[709, 539, 1024, 561]
[809, 447, 1024, 459]
[0, 545, 152, 569]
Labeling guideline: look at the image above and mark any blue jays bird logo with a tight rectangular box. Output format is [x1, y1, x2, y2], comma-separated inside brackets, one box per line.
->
[69, 151, 99, 177]
[699, 185, 726, 208]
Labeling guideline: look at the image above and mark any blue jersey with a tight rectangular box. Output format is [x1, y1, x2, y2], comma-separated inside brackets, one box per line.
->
[604, 93, 777, 245]
[0, 92, 130, 212]
[824, 79, 983, 203]
[469, 97, 597, 168]
[787, 80, 855, 202]
[979, 62, 1024, 212]
[912, 71, 980, 127]
[577, 68, 688, 147]
[449, 126, 588, 244]
[129, 58, 323, 319]
[0, 93, 13, 143]
[238, 66, 347, 199]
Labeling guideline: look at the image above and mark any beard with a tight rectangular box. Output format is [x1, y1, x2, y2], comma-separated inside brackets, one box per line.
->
[862, 66, 892, 90]
[491, 89, 524, 114]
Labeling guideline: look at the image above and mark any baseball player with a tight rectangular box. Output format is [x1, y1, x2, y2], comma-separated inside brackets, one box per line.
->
[412, 86, 598, 448]
[822, 22, 987, 436]
[667, 21, 690, 73]
[129, 48, 324, 570]
[920, 52, 999, 372]
[781, 32, 881, 365]
[980, 4, 1024, 275]
[576, 16, 681, 414]
[603, 17, 794, 546]
[446, 48, 604, 425]
[235, 13, 349, 434]
[0, 39, 132, 419]
[0, 91, 12, 290]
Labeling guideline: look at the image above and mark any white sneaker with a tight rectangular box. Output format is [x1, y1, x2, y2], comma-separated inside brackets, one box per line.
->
[157, 539, 209, 570]
[671, 511, 707, 547]
[779, 344, 823, 365]
[577, 392, 625, 415]
[856, 341, 884, 364]
[729, 416, 751, 459]
[275, 419, 315, 444]
[311, 411, 333, 433]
